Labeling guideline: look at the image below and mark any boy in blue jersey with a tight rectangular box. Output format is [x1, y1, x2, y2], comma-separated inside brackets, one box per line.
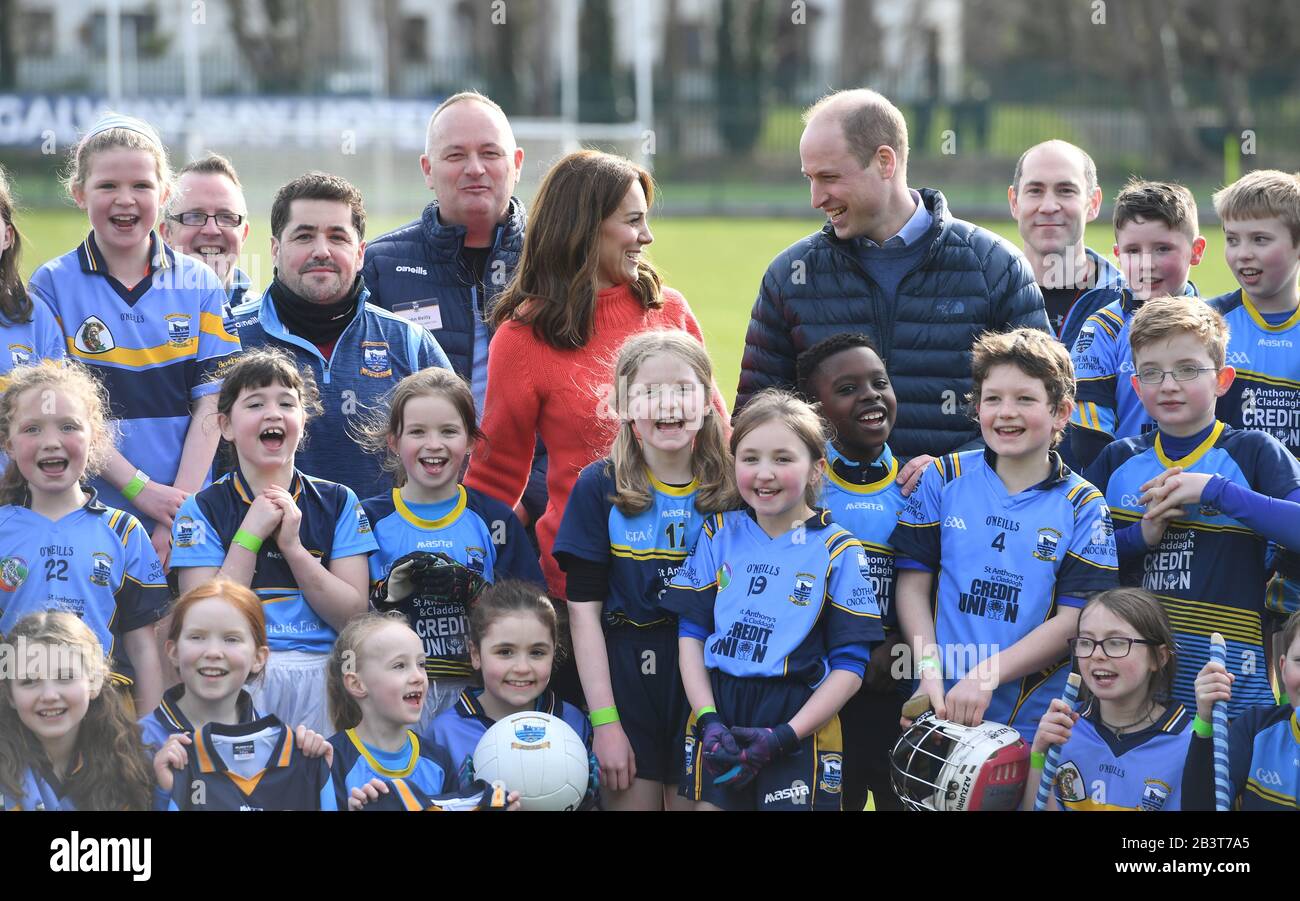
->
[1207, 170, 1300, 625]
[797, 332, 922, 810]
[1086, 297, 1300, 717]
[1185, 610, 1300, 810]
[893, 328, 1118, 746]
[1069, 180, 1206, 470]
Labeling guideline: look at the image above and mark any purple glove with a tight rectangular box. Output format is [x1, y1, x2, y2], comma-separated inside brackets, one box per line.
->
[724, 724, 801, 788]
[697, 712, 741, 776]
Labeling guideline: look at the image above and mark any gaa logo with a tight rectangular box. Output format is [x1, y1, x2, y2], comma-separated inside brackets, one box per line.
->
[0, 556, 28, 592]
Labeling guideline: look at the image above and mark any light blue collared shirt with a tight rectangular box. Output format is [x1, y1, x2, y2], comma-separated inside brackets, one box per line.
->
[863, 190, 932, 249]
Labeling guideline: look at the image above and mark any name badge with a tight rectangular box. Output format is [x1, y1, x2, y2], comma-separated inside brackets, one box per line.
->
[393, 300, 442, 331]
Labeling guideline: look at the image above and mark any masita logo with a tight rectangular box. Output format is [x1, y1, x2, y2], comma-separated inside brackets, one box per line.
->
[764, 780, 810, 805]
[49, 831, 151, 882]
[74, 316, 114, 354]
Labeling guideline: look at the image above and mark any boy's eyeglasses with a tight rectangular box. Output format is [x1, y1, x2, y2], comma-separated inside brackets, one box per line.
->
[169, 211, 245, 228]
[1135, 366, 1217, 385]
[1067, 637, 1160, 659]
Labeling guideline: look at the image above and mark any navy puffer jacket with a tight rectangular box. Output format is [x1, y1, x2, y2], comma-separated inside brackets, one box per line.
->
[736, 188, 1049, 459]
[361, 196, 526, 380]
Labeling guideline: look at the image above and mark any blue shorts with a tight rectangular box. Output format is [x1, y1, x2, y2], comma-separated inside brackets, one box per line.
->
[606, 624, 688, 784]
[680, 670, 844, 811]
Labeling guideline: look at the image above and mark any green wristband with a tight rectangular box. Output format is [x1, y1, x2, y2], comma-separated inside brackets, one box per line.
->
[1191, 714, 1214, 738]
[918, 655, 941, 677]
[1030, 750, 1046, 769]
[589, 706, 619, 727]
[232, 529, 263, 554]
[121, 470, 150, 501]
[696, 705, 717, 718]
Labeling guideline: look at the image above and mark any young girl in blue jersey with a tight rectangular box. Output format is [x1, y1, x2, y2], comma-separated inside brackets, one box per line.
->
[662, 389, 883, 811]
[0, 165, 64, 395]
[1184, 610, 1300, 810]
[28, 112, 239, 567]
[554, 329, 729, 810]
[0, 360, 167, 711]
[427, 580, 594, 805]
[797, 332, 928, 811]
[170, 349, 376, 735]
[323, 611, 522, 810]
[1023, 587, 1191, 811]
[0, 611, 153, 810]
[359, 367, 543, 729]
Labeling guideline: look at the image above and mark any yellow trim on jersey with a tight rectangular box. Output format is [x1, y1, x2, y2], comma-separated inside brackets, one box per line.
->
[65, 336, 198, 367]
[346, 727, 419, 777]
[1065, 550, 1118, 570]
[1234, 368, 1300, 391]
[1108, 506, 1254, 536]
[393, 485, 467, 530]
[391, 778, 422, 810]
[1154, 420, 1225, 469]
[199, 311, 240, 344]
[278, 728, 295, 767]
[1061, 797, 1133, 811]
[858, 539, 893, 555]
[195, 733, 216, 773]
[1097, 306, 1125, 332]
[824, 454, 898, 494]
[1290, 710, 1299, 745]
[610, 544, 688, 561]
[226, 769, 267, 797]
[1156, 594, 1262, 645]
[646, 471, 699, 497]
[1241, 291, 1300, 333]
[1245, 779, 1295, 807]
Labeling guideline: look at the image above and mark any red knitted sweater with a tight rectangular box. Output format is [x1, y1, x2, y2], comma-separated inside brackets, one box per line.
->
[465, 283, 725, 596]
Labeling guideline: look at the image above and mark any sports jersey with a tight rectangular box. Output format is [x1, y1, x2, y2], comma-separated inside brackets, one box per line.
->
[1051, 700, 1192, 811]
[662, 509, 883, 685]
[1087, 422, 1300, 715]
[891, 450, 1119, 738]
[818, 443, 906, 626]
[0, 761, 83, 811]
[138, 683, 261, 751]
[0, 488, 168, 687]
[170, 469, 378, 653]
[0, 297, 65, 390]
[166, 715, 331, 810]
[553, 459, 707, 626]
[1070, 284, 1200, 446]
[364, 485, 543, 678]
[429, 687, 594, 772]
[1183, 705, 1298, 810]
[323, 726, 460, 810]
[1209, 289, 1300, 615]
[28, 234, 240, 528]
[230, 285, 451, 501]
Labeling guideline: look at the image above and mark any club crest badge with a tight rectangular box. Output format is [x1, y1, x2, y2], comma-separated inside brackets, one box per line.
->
[1033, 527, 1062, 562]
[74, 316, 114, 354]
[165, 314, 192, 347]
[360, 341, 392, 378]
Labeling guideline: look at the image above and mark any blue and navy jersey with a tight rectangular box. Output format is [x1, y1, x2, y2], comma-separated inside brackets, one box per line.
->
[891, 450, 1119, 737]
[428, 687, 594, 771]
[231, 287, 451, 501]
[0, 489, 168, 687]
[663, 509, 883, 685]
[1209, 290, 1300, 454]
[0, 761, 83, 811]
[138, 683, 260, 751]
[29, 234, 240, 529]
[553, 459, 707, 627]
[1051, 701, 1192, 811]
[363, 484, 542, 677]
[170, 469, 378, 653]
[167, 715, 331, 810]
[818, 443, 906, 627]
[323, 727, 459, 810]
[1071, 284, 1200, 442]
[0, 296, 65, 390]
[1184, 705, 1298, 811]
[1088, 423, 1300, 715]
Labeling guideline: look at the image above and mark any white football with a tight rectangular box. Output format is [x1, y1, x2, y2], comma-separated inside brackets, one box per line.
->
[473, 711, 590, 811]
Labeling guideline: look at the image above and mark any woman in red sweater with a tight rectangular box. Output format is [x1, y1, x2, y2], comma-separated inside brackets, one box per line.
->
[465, 150, 726, 597]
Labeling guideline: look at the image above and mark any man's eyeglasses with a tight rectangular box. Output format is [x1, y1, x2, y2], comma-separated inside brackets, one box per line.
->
[168, 211, 245, 228]
[1135, 365, 1217, 385]
[1067, 637, 1160, 659]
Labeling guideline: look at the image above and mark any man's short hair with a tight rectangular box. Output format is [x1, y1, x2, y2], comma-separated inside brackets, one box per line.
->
[803, 89, 909, 170]
[167, 153, 245, 218]
[1113, 178, 1199, 240]
[269, 172, 366, 240]
[426, 90, 514, 152]
[1011, 140, 1098, 198]
[1212, 169, 1300, 244]
[1128, 295, 1229, 368]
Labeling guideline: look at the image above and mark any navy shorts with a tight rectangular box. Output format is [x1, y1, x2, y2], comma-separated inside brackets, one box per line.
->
[680, 670, 844, 811]
[606, 624, 689, 784]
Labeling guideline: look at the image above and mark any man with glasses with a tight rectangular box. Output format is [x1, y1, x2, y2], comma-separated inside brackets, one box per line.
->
[161, 154, 253, 313]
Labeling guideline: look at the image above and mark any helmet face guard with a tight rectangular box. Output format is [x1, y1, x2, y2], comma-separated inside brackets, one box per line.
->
[890, 712, 1030, 811]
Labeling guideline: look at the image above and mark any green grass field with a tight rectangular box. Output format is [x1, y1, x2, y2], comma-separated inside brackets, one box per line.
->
[14, 211, 1238, 406]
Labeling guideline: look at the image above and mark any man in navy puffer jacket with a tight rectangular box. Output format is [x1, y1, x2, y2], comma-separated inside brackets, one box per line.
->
[737, 89, 1049, 474]
[362, 91, 545, 526]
